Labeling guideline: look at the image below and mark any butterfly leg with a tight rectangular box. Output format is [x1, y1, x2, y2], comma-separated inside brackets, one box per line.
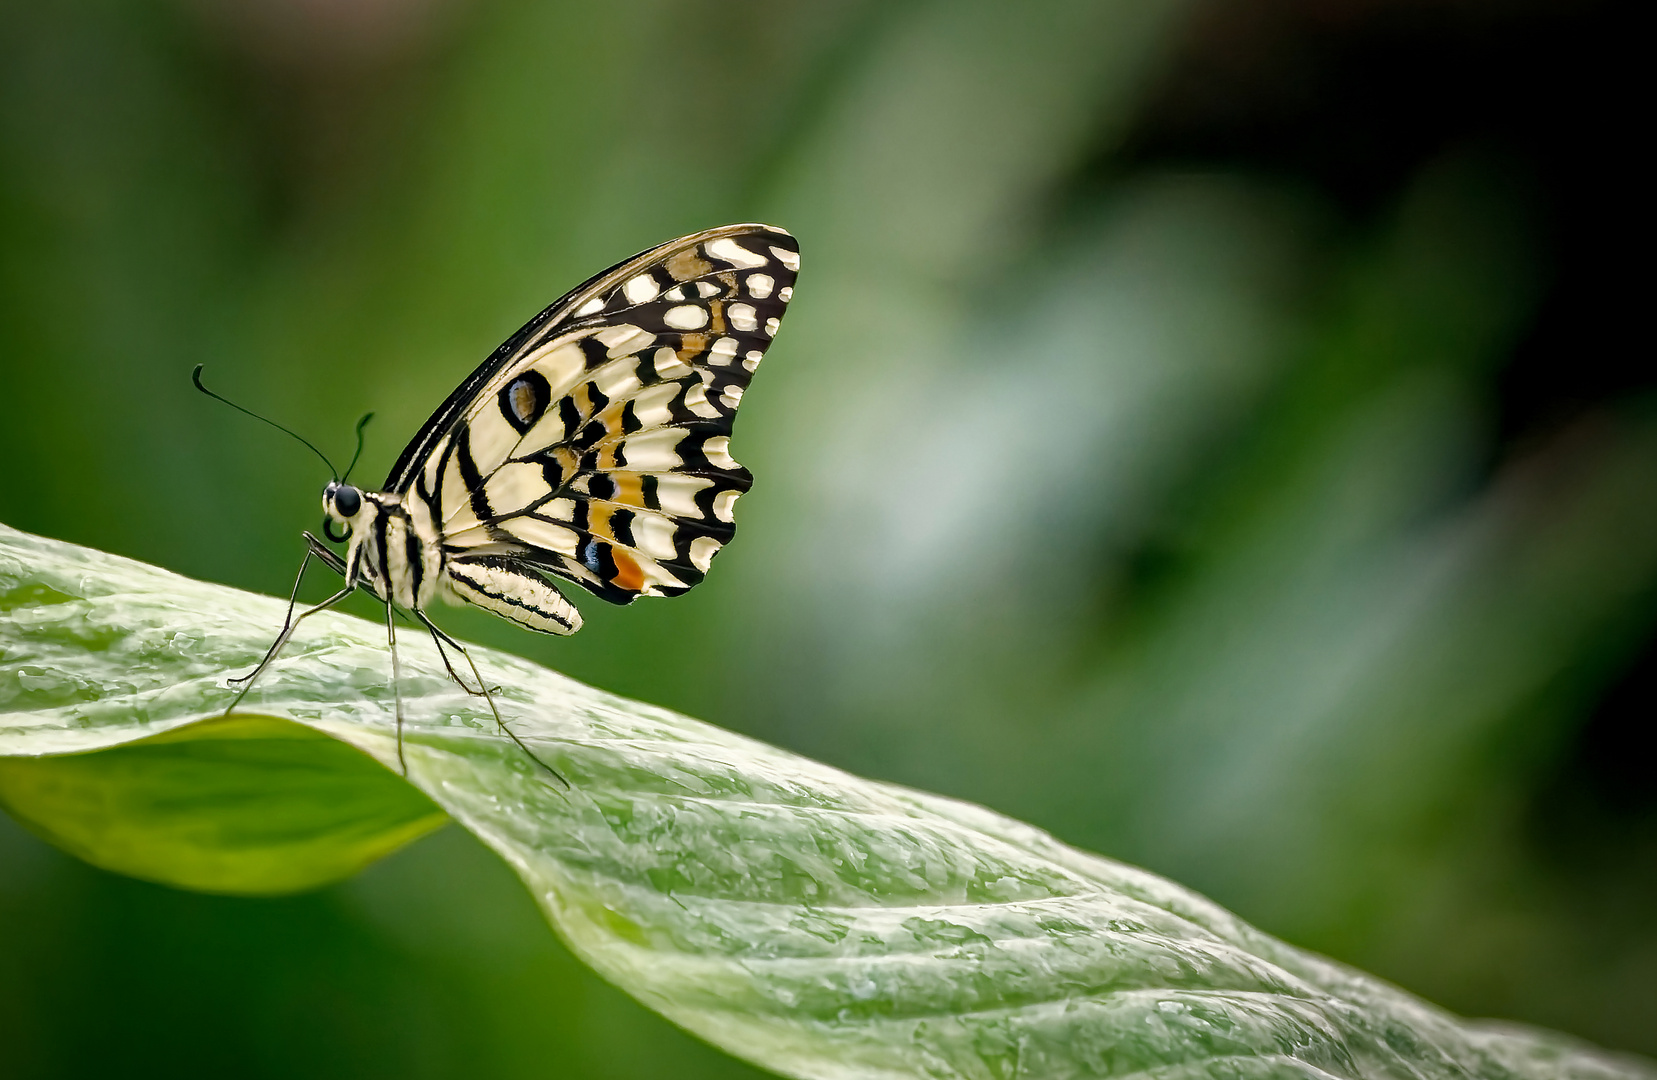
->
[414, 611, 567, 788]
[301, 529, 349, 576]
[384, 593, 407, 776]
[226, 582, 355, 712]
[226, 530, 358, 711]
[229, 544, 318, 688]
[422, 624, 489, 696]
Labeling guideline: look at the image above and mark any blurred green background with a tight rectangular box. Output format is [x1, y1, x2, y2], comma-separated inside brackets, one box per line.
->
[2, 0, 1651, 1075]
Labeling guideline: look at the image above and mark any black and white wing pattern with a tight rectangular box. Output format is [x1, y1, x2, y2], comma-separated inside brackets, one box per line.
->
[388, 223, 798, 611]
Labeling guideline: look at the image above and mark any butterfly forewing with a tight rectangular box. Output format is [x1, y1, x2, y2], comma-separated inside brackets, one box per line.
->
[397, 224, 798, 607]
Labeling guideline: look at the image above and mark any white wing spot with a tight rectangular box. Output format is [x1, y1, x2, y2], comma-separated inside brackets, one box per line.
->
[764, 317, 780, 336]
[746, 273, 774, 299]
[696, 281, 721, 298]
[575, 297, 605, 316]
[620, 428, 688, 471]
[653, 346, 691, 380]
[664, 305, 709, 330]
[706, 238, 768, 268]
[702, 435, 737, 469]
[770, 246, 800, 271]
[522, 340, 587, 395]
[592, 356, 643, 400]
[689, 535, 722, 573]
[653, 475, 715, 517]
[632, 514, 680, 561]
[624, 274, 661, 304]
[728, 303, 758, 331]
[708, 336, 738, 366]
[631, 381, 680, 428]
[595, 323, 655, 357]
[743, 350, 763, 372]
[713, 488, 740, 522]
[682, 382, 721, 419]
[663, 284, 688, 302]
[778, 286, 793, 303]
[501, 518, 579, 557]
[721, 384, 744, 410]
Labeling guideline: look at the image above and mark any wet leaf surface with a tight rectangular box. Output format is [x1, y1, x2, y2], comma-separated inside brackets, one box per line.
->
[1, 524, 1648, 1080]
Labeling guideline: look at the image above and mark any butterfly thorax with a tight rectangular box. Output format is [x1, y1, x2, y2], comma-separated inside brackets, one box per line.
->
[324, 481, 445, 612]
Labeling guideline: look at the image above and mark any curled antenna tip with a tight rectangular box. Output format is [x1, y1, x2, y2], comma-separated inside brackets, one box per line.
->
[343, 411, 377, 483]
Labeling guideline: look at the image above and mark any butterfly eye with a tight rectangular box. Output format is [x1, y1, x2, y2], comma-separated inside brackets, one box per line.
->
[333, 485, 362, 518]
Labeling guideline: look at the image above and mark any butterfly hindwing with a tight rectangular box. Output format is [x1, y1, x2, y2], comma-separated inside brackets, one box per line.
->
[394, 224, 798, 609]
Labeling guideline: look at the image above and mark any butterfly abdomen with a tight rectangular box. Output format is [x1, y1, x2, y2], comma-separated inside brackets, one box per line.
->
[442, 556, 582, 635]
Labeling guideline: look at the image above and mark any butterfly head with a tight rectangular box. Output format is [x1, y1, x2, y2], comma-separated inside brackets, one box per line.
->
[323, 480, 364, 539]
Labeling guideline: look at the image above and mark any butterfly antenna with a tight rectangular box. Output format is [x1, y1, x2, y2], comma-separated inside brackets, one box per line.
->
[341, 412, 374, 483]
[193, 364, 339, 479]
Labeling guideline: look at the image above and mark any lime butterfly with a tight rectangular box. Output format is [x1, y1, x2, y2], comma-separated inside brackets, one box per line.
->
[201, 224, 798, 776]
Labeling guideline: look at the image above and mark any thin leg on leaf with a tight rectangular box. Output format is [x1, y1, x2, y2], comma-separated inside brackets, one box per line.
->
[231, 546, 316, 687]
[230, 532, 354, 698]
[228, 581, 355, 714]
[385, 594, 406, 776]
[425, 624, 486, 695]
[415, 611, 567, 788]
[425, 629, 502, 696]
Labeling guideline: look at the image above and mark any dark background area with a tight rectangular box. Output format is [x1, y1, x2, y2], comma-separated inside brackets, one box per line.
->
[1116, 0, 1656, 883]
[2, 0, 1651, 1075]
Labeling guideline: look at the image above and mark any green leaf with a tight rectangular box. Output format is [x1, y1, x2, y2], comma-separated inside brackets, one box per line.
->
[0, 715, 445, 895]
[0, 523, 1648, 1080]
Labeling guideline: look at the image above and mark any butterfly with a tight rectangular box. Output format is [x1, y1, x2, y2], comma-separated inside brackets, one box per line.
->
[199, 223, 799, 778]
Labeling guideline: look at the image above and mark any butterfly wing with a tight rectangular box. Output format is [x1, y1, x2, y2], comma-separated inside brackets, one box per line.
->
[390, 223, 799, 609]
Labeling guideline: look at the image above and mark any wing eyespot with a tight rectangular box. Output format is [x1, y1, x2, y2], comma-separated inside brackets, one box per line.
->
[500, 371, 551, 434]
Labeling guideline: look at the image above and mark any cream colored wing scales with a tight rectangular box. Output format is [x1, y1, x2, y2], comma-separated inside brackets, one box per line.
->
[424, 225, 798, 606]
